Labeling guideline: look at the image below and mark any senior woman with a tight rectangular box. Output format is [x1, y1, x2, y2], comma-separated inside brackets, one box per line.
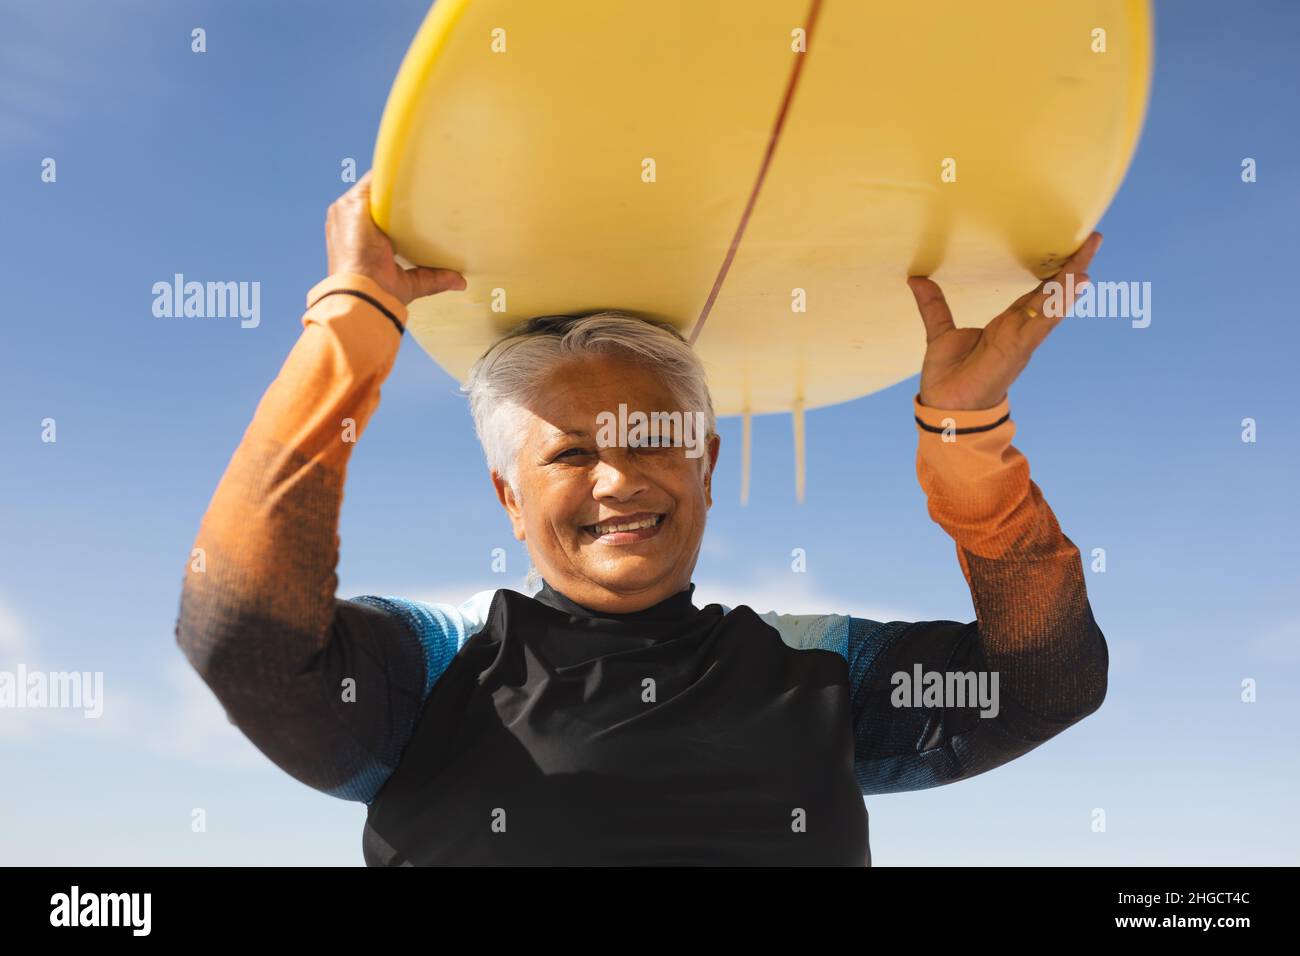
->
[175, 172, 1108, 866]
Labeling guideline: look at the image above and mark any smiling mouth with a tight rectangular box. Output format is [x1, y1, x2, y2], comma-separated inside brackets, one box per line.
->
[581, 512, 666, 542]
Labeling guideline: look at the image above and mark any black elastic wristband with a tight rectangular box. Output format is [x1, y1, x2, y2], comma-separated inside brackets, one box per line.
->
[914, 412, 1010, 435]
[308, 288, 405, 336]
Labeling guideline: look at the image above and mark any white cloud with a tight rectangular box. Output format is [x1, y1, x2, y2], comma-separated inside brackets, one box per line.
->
[0, 595, 34, 740]
[0, 591, 259, 767]
[694, 573, 919, 623]
[1249, 619, 1300, 662]
[0, 594, 28, 658]
[138, 657, 267, 770]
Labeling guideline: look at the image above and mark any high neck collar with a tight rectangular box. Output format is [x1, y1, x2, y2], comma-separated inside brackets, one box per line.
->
[534, 578, 700, 623]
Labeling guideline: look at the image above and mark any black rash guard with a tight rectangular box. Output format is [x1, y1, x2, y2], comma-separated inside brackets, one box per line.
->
[361, 580, 869, 866]
[174, 276, 1110, 867]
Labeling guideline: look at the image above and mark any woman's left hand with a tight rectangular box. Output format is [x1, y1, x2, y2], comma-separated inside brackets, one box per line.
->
[907, 231, 1103, 410]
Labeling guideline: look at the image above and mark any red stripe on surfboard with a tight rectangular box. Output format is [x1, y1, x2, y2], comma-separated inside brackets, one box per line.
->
[687, 0, 825, 347]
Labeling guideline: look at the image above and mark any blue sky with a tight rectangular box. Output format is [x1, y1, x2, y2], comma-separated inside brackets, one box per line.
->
[1, 0, 1297, 865]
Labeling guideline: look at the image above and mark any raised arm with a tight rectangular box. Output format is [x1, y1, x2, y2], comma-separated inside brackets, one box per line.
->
[848, 396, 1108, 793]
[851, 232, 1109, 793]
[173, 174, 467, 803]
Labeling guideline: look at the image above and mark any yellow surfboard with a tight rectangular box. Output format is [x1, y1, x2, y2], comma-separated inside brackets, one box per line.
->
[371, 0, 1151, 497]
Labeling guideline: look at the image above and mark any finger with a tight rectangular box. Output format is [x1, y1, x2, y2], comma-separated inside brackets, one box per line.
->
[982, 232, 1101, 357]
[907, 276, 955, 342]
[405, 266, 467, 299]
[344, 172, 373, 205]
[1016, 234, 1101, 320]
[1062, 231, 1102, 275]
[1039, 231, 1101, 314]
[1015, 272, 1089, 346]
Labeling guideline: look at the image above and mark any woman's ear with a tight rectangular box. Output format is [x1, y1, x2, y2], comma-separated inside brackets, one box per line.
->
[704, 432, 720, 505]
[490, 469, 528, 541]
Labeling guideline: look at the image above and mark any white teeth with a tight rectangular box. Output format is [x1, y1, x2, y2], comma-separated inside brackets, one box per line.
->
[588, 515, 661, 535]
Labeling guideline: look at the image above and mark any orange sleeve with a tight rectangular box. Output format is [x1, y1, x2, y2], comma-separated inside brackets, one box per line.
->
[913, 394, 1108, 721]
[174, 274, 430, 800]
[187, 272, 405, 636]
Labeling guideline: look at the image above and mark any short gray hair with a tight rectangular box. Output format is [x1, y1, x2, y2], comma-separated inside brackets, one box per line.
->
[460, 310, 717, 492]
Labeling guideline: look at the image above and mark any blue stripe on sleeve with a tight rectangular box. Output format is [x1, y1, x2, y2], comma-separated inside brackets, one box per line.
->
[322, 590, 497, 805]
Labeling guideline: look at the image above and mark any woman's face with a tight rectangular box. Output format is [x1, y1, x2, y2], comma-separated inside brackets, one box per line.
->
[492, 352, 720, 613]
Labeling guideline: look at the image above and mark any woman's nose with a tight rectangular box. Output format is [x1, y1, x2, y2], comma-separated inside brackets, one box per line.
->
[590, 450, 649, 497]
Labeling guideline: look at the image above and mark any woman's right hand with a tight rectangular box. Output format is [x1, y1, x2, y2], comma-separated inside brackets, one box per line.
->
[325, 170, 467, 306]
